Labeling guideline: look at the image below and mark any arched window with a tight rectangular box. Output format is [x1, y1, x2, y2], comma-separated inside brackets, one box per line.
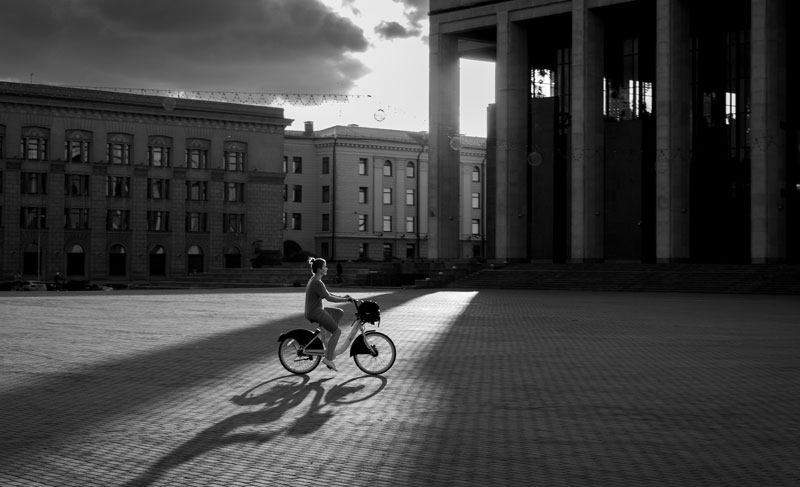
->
[149, 245, 166, 276]
[224, 246, 242, 269]
[187, 245, 204, 274]
[109, 244, 127, 276]
[472, 166, 481, 182]
[406, 161, 415, 178]
[66, 243, 85, 276]
[383, 160, 392, 177]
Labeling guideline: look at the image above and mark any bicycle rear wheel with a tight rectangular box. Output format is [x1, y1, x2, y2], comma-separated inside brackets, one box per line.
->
[353, 331, 396, 375]
[278, 338, 321, 374]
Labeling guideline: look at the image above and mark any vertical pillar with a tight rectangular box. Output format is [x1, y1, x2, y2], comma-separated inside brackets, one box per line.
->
[570, 1, 605, 262]
[751, 0, 787, 263]
[494, 12, 529, 260]
[655, 0, 692, 263]
[428, 28, 460, 259]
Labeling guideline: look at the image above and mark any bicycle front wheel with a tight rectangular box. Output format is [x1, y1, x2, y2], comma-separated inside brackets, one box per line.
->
[278, 338, 321, 374]
[353, 331, 396, 375]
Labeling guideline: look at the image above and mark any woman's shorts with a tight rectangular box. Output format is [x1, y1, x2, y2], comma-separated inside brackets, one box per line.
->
[309, 307, 344, 333]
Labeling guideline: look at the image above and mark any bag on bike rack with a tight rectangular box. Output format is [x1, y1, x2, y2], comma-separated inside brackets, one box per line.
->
[357, 300, 380, 324]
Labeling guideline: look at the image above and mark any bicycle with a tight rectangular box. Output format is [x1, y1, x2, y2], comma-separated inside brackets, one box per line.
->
[277, 299, 396, 375]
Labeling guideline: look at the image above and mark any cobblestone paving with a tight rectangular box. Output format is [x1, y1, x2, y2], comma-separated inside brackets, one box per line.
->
[1, 288, 799, 486]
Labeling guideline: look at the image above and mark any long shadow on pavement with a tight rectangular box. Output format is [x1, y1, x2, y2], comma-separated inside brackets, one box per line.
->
[0, 290, 404, 465]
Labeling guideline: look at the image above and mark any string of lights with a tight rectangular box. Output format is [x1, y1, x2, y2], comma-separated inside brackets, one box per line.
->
[67, 85, 373, 107]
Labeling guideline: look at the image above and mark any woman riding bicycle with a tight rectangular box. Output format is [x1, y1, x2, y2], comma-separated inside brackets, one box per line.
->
[305, 257, 352, 372]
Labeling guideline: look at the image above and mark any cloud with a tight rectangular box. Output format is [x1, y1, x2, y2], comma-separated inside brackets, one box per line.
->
[0, 0, 371, 93]
[374, 20, 421, 40]
[394, 0, 428, 29]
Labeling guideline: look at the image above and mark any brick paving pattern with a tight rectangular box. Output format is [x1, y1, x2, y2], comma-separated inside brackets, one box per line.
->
[1, 288, 799, 486]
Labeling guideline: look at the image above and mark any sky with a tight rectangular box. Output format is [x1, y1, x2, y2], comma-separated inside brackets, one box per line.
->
[0, 0, 495, 136]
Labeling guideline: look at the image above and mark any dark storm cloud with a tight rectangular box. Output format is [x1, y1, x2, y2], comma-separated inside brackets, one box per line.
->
[375, 0, 427, 40]
[374, 20, 421, 39]
[0, 0, 370, 93]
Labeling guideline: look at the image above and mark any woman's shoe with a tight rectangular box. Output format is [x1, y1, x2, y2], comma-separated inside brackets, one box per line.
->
[322, 358, 338, 372]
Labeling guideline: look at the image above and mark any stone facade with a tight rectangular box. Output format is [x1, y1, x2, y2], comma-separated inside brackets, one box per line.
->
[0, 82, 289, 282]
[429, 0, 798, 264]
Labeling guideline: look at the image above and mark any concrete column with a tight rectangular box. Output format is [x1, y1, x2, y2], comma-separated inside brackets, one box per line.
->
[655, 0, 692, 263]
[428, 29, 460, 259]
[570, 1, 605, 262]
[750, 0, 787, 263]
[494, 12, 529, 260]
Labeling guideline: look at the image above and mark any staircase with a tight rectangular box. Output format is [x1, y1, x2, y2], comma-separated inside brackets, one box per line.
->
[448, 263, 800, 295]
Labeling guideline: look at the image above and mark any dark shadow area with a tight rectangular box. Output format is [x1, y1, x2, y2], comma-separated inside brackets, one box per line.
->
[0, 290, 406, 463]
[125, 374, 387, 487]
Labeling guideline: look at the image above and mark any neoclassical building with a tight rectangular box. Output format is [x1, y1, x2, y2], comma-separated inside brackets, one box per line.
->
[0, 82, 289, 282]
[284, 123, 487, 262]
[429, 0, 798, 263]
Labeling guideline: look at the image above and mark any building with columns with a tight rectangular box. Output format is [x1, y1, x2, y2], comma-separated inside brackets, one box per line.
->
[429, 0, 798, 264]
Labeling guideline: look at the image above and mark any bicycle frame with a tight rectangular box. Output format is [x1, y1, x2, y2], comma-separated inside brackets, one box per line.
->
[286, 317, 376, 359]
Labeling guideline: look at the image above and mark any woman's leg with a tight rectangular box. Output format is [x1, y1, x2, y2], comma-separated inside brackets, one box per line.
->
[317, 310, 342, 362]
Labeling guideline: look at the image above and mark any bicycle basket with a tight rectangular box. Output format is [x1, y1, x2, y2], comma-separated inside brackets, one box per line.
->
[357, 300, 380, 324]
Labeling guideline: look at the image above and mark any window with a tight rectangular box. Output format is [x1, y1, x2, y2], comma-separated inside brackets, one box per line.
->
[148, 136, 172, 167]
[322, 185, 330, 203]
[472, 219, 481, 235]
[406, 244, 415, 259]
[186, 139, 209, 169]
[106, 176, 130, 198]
[359, 243, 369, 258]
[21, 173, 47, 194]
[472, 166, 481, 182]
[291, 213, 302, 230]
[406, 162, 415, 178]
[0, 125, 4, 158]
[66, 243, 86, 276]
[109, 244, 127, 276]
[224, 182, 244, 202]
[148, 178, 170, 199]
[149, 245, 167, 276]
[224, 141, 246, 171]
[223, 213, 244, 233]
[106, 210, 130, 230]
[64, 130, 91, 162]
[358, 187, 368, 204]
[383, 160, 392, 177]
[472, 192, 481, 209]
[282, 212, 288, 230]
[358, 214, 368, 232]
[359, 158, 368, 175]
[406, 189, 415, 206]
[186, 180, 208, 201]
[20, 207, 46, 229]
[186, 212, 208, 232]
[65, 174, 90, 196]
[383, 243, 393, 261]
[322, 213, 330, 231]
[322, 156, 330, 174]
[383, 215, 392, 232]
[405, 216, 415, 233]
[147, 211, 170, 231]
[383, 188, 392, 205]
[107, 133, 132, 165]
[282, 156, 288, 173]
[21, 127, 49, 160]
[283, 184, 288, 202]
[292, 185, 302, 203]
[293, 156, 303, 174]
[64, 208, 89, 229]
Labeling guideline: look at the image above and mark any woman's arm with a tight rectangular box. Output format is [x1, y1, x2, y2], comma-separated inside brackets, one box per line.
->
[317, 280, 351, 303]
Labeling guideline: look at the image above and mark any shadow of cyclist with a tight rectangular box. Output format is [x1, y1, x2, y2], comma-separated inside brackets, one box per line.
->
[125, 374, 386, 487]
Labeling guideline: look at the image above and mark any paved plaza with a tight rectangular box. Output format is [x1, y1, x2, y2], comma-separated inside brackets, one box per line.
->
[1, 288, 799, 486]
